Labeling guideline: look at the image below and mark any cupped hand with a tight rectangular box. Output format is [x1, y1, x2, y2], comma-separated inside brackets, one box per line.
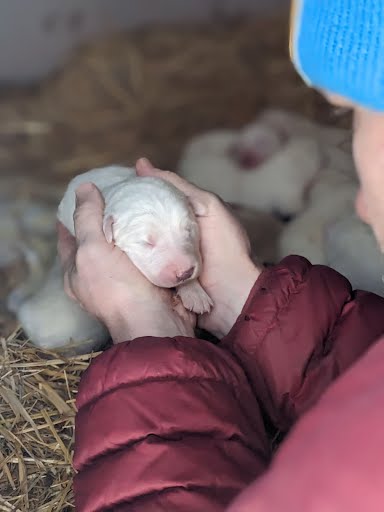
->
[136, 158, 262, 338]
[57, 182, 195, 343]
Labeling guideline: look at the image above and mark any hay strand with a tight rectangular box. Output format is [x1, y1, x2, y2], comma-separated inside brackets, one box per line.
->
[0, 330, 99, 510]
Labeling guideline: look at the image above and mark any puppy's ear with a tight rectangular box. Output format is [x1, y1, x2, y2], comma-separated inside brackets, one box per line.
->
[103, 215, 115, 244]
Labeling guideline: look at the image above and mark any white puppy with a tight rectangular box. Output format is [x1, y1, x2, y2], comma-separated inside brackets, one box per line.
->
[240, 108, 350, 145]
[179, 131, 322, 218]
[278, 144, 358, 264]
[325, 213, 384, 297]
[12, 165, 212, 354]
[178, 108, 352, 220]
[14, 257, 110, 355]
[178, 130, 241, 201]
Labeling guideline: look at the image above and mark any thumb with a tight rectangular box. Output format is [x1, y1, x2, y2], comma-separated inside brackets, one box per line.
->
[73, 182, 106, 244]
[136, 157, 156, 175]
[57, 221, 76, 270]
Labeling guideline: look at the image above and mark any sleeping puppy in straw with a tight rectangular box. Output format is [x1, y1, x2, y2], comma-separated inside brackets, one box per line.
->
[10, 165, 212, 354]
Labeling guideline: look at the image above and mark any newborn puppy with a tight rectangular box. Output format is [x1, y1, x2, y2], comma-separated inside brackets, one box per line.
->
[178, 130, 241, 202]
[325, 213, 384, 297]
[231, 108, 351, 170]
[179, 132, 322, 219]
[15, 258, 110, 355]
[230, 121, 285, 169]
[14, 165, 212, 353]
[278, 144, 358, 265]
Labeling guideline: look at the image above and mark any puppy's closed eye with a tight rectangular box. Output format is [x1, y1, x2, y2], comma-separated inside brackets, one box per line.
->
[140, 235, 156, 248]
[142, 241, 155, 248]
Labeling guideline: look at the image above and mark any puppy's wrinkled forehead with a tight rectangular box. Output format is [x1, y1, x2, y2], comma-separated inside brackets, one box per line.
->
[108, 176, 197, 243]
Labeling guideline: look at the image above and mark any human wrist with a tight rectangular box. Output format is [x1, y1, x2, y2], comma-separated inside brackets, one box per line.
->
[103, 302, 194, 343]
[208, 259, 262, 339]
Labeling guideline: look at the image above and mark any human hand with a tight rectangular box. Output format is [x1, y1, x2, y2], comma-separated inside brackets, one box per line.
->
[136, 158, 262, 338]
[57, 182, 195, 343]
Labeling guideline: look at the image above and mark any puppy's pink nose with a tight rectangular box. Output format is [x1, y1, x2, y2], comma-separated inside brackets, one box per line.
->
[176, 266, 195, 283]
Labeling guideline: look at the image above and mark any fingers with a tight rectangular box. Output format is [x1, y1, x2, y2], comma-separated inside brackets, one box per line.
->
[136, 157, 197, 196]
[136, 158, 209, 216]
[170, 292, 197, 330]
[135, 157, 156, 174]
[63, 270, 79, 304]
[57, 221, 76, 270]
[57, 221, 79, 303]
[73, 182, 106, 245]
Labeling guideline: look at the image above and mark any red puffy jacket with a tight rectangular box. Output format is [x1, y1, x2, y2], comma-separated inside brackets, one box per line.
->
[73, 256, 384, 511]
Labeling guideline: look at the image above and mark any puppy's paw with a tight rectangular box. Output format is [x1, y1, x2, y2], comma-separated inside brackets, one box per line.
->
[176, 280, 213, 315]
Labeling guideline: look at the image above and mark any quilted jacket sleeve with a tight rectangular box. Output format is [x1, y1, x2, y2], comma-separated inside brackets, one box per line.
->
[222, 255, 384, 432]
[227, 336, 384, 512]
[73, 337, 270, 512]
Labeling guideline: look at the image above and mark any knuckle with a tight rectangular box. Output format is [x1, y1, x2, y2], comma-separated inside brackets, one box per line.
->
[73, 204, 88, 226]
[74, 247, 86, 270]
[73, 205, 83, 222]
[73, 200, 95, 222]
[162, 170, 176, 181]
[206, 191, 222, 209]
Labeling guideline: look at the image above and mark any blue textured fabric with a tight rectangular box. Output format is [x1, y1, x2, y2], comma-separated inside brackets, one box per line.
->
[290, 0, 384, 111]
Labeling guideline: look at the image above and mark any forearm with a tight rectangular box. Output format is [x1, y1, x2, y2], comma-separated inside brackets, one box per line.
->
[217, 262, 262, 338]
[222, 256, 384, 433]
[222, 256, 332, 432]
[203, 258, 263, 339]
[74, 337, 270, 511]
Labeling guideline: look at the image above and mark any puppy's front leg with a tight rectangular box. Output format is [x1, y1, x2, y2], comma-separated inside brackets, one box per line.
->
[176, 280, 213, 315]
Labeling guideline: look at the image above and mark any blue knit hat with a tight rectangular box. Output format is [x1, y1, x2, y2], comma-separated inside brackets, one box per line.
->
[290, 0, 384, 111]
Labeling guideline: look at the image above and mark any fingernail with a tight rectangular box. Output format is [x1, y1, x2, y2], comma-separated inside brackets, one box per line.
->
[75, 182, 95, 206]
[137, 157, 154, 171]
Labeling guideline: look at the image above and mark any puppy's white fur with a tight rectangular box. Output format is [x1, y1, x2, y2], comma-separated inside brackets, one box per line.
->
[237, 137, 322, 217]
[278, 145, 358, 264]
[325, 213, 384, 297]
[16, 256, 109, 354]
[253, 108, 351, 148]
[178, 108, 352, 220]
[179, 132, 322, 218]
[179, 110, 384, 298]
[178, 130, 241, 202]
[15, 165, 212, 353]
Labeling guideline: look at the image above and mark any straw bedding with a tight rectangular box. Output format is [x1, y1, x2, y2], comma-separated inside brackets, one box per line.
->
[0, 14, 351, 510]
[0, 335, 99, 511]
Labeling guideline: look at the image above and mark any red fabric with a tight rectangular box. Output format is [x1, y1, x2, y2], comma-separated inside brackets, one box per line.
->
[228, 336, 384, 512]
[73, 256, 384, 511]
[222, 256, 384, 431]
[73, 339, 269, 511]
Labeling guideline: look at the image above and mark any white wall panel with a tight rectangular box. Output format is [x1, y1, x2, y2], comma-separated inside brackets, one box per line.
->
[0, 0, 288, 84]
